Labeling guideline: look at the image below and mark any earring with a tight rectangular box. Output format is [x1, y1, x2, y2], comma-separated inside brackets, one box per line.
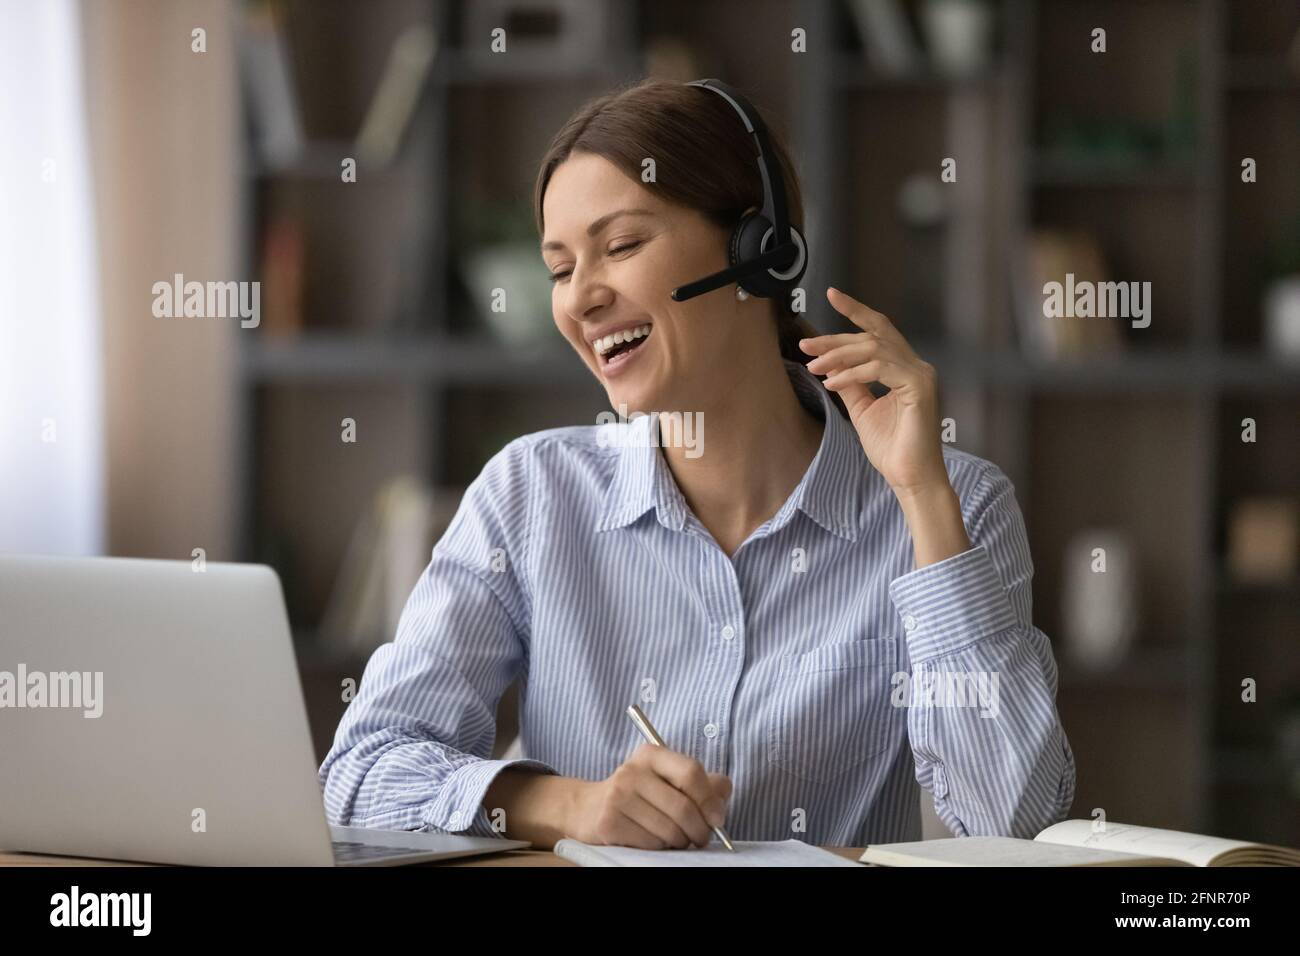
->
[735, 285, 750, 301]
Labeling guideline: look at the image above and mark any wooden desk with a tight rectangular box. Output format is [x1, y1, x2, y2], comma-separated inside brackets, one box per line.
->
[1, 847, 867, 867]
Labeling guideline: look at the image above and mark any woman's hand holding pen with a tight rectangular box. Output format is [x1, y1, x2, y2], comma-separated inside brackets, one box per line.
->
[566, 744, 732, 850]
[800, 287, 972, 568]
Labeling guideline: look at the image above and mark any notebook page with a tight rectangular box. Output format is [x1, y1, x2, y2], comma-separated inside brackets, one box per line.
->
[557, 839, 861, 867]
[1036, 820, 1255, 866]
[859, 837, 1181, 867]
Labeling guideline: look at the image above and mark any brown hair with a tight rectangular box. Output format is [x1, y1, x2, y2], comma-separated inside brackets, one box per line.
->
[533, 77, 849, 420]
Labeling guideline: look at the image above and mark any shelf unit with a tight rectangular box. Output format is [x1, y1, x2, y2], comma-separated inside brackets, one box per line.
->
[234, 0, 1298, 842]
[799, 0, 1298, 845]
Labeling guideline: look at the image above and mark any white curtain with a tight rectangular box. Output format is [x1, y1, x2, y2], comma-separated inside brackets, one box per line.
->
[0, 0, 104, 555]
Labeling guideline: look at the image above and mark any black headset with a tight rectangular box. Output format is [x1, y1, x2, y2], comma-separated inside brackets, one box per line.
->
[670, 79, 809, 303]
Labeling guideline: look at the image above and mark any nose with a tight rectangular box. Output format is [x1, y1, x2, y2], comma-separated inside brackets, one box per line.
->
[563, 260, 614, 322]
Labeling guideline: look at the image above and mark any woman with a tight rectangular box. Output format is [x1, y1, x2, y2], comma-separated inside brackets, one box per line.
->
[319, 78, 1076, 851]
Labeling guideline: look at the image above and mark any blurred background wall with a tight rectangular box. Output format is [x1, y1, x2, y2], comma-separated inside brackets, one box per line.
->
[2, 0, 1297, 847]
[84, 0, 241, 560]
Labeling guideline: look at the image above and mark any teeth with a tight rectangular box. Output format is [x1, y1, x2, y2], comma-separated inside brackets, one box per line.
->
[593, 324, 652, 357]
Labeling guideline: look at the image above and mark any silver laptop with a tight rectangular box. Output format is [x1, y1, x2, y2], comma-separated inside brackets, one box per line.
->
[0, 553, 530, 866]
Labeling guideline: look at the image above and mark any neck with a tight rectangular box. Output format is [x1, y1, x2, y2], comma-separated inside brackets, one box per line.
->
[659, 355, 824, 554]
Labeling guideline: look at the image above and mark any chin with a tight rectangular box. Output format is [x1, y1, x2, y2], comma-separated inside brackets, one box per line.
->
[600, 359, 662, 414]
[603, 384, 650, 416]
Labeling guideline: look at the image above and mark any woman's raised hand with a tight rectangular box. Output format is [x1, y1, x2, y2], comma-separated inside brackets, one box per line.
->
[800, 287, 949, 499]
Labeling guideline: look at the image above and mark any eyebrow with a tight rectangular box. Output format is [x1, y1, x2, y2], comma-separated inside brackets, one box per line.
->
[540, 208, 656, 252]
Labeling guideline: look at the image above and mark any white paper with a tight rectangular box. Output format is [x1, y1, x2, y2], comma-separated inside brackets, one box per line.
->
[558, 838, 862, 867]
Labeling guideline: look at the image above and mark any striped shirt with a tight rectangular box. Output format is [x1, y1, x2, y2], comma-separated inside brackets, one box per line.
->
[318, 359, 1076, 847]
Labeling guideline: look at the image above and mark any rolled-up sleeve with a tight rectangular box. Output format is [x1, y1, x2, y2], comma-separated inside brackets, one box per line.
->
[317, 438, 558, 837]
[888, 463, 1076, 839]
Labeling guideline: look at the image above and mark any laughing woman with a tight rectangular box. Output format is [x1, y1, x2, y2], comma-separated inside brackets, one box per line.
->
[318, 78, 1076, 851]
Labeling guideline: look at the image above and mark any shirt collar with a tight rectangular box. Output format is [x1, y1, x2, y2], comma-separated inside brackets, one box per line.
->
[595, 359, 868, 541]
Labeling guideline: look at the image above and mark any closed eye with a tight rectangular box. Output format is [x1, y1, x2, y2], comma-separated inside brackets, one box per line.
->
[547, 240, 643, 283]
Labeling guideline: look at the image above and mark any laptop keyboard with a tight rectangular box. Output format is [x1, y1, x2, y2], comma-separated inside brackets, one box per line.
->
[331, 840, 428, 865]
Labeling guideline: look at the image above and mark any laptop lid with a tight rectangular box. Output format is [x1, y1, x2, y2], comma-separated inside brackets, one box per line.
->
[0, 554, 336, 865]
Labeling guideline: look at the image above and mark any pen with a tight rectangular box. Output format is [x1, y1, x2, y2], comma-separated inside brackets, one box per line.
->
[625, 704, 735, 852]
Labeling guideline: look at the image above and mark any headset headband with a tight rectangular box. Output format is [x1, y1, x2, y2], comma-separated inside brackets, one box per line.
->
[685, 78, 794, 251]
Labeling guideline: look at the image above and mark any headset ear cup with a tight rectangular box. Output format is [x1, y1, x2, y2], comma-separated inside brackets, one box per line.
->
[729, 210, 761, 267]
[731, 211, 782, 298]
[783, 225, 808, 287]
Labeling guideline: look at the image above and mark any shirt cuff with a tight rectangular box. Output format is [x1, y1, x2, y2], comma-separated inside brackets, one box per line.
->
[424, 757, 559, 837]
[888, 545, 1020, 662]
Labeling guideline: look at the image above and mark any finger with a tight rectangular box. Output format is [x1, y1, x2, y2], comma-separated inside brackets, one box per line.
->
[606, 808, 667, 849]
[638, 775, 714, 846]
[597, 793, 670, 849]
[799, 331, 910, 366]
[797, 332, 871, 355]
[824, 358, 916, 392]
[823, 358, 886, 391]
[825, 372, 879, 417]
[618, 791, 693, 849]
[825, 288, 913, 352]
[643, 746, 726, 825]
[706, 772, 733, 803]
[806, 338, 899, 375]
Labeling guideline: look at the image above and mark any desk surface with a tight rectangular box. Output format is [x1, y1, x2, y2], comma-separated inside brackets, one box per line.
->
[0, 846, 867, 867]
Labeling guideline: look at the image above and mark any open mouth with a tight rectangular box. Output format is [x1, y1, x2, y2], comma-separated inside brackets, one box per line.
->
[593, 324, 652, 369]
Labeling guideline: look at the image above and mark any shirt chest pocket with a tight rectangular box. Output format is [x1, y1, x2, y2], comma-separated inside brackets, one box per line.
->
[766, 637, 902, 784]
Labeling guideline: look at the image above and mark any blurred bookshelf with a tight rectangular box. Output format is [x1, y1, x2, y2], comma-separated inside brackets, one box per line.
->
[232, 0, 1299, 844]
[804, 0, 1300, 847]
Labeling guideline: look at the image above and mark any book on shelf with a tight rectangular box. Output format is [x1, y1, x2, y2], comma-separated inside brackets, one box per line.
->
[258, 214, 304, 338]
[355, 22, 440, 169]
[861, 819, 1300, 867]
[845, 0, 922, 76]
[1017, 229, 1126, 361]
[316, 475, 463, 660]
[238, 0, 304, 173]
[1226, 495, 1298, 584]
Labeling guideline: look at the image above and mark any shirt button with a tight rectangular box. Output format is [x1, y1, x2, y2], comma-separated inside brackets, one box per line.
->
[703, 722, 719, 739]
[449, 810, 461, 825]
[902, 614, 917, 632]
[721, 625, 735, 641]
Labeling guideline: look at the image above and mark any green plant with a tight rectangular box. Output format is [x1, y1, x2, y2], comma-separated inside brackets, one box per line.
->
[1265, 213, 1300, 280]
[454, 196, 537, 249]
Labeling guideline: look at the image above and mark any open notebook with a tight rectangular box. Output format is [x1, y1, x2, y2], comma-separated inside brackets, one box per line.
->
[553, 838, 861, 867]
[860, 820, 1300, 867]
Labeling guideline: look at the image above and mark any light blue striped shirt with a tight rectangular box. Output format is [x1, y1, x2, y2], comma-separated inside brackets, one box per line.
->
[318, 359, 1076, 846]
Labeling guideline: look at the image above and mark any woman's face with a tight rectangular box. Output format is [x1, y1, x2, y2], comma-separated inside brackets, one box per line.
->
[541, 151, 755, 414]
